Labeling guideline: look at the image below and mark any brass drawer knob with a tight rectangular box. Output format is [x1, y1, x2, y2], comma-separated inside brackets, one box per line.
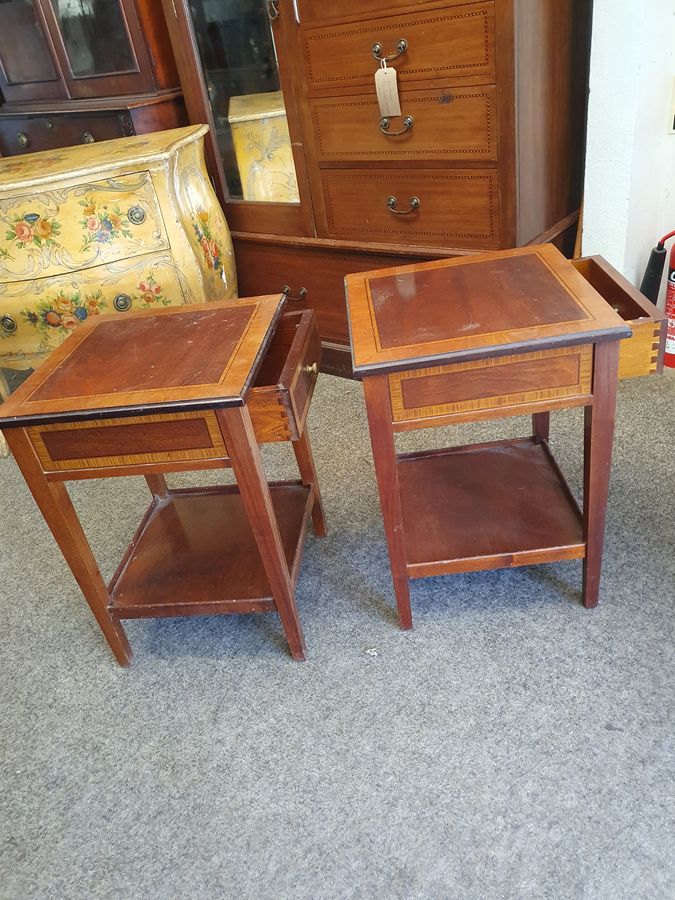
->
[113, 293, 132, 312]
[380, 115, 414, 137]
[303, 361, 318, 376]
[281, 285, 308, 302]
[16, 132, 29, 149]
[387, 195, 421, 215]
[82, 131, 95, 144]
[1, 314, 17, 334]
[127, 205, 146, 225]
[372, 38, 408, 62]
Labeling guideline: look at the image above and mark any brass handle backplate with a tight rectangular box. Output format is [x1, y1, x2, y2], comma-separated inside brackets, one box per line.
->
[113, 293, 132, 312]
[380, 115, 414, 136]
[281, 285, 308, 302]
[17, 132, 29, 149]
[1, 314, 17, 334]
[387, 196, 421, 215]
[372, 39, 408, 62]
[127, 205, 146, 225]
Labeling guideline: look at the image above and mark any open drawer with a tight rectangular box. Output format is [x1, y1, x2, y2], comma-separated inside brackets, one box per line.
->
[571, 256, 666, 378]
[249, 308, 321, 442]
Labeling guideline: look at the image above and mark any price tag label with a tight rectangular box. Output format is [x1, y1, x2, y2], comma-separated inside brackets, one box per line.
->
[375, 62, 401, 118]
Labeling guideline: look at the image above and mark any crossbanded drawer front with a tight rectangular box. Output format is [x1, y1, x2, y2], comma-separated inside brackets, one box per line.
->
[27, 412, 228, 473]
[0, 171, 167, 283]
[311, 85, 497, 161]
[320, 169, 500, 247]
[303, 1, 495, 92]
[0, 112, 130, 158]
[389, 345, 593, 426]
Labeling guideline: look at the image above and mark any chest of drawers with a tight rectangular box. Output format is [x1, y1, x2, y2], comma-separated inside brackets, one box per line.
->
[0, 125, 236, 374]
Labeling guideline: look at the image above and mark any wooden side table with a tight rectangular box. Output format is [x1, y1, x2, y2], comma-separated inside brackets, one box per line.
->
[346, 244, 633, 627]
[0, 296, 326, 664]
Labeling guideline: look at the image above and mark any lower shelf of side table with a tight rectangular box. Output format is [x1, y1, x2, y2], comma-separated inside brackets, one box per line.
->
[397, 437, 585, 578]
[108, 481, 313, 619]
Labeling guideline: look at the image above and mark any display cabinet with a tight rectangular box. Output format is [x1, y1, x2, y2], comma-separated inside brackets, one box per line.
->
[162, 0, 593, 375]
[0, 0, 186, 156]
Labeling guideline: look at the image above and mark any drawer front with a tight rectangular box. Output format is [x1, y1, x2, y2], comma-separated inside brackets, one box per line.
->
[303, 2, 495, 92]
[0, 112, 130, 158]
[234, 239, 431, 345]
[0, 252, 191, 364]
[0, 171, 168, 282]
[27, 411, 227, 474]
[249, 310, 321, 442]
[389, 345, 593, 428]
[570, 256, 666, 378]
[311, 84, 497, 161]
[298, 0, 477, 23]
[320, 168, 500, 247]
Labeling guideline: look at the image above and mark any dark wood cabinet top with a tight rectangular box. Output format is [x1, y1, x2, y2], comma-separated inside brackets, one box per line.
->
[0, 295, 285, 427]
[346, 244, 631, 375]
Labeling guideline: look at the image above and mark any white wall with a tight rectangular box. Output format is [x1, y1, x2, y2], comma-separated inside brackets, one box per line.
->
[582, 0, 675, 305]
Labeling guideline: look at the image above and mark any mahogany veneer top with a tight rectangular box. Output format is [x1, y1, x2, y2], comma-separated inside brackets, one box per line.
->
[0, 296, 285, 427]
[346, 244, 631, 375]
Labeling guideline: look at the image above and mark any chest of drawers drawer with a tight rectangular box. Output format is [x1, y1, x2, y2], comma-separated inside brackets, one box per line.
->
[0, 172, 167, 282]
[302, 1, 495, 93]
[319, 168, 500, 247]
[311, 84, 497, 161]
[0, 112, 131, 157]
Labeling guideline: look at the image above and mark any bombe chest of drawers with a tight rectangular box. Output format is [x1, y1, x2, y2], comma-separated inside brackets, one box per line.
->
[0, 125, 237, 379]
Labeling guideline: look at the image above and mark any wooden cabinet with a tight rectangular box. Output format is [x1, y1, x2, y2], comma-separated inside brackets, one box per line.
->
[162, 0, 592, 375]
[0, 0, 186, 156]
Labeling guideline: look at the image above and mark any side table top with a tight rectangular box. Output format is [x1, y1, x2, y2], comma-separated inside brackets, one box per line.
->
[0, 295, 285, 428]
[346, 244, 631, 375]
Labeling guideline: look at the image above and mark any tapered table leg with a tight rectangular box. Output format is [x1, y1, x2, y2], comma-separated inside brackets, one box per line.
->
[532, 411, 550, 444]
[4, 427, 132, 665]
[216, 406, 306, 660]
[362, 375, 412, 629]
[582, 341, 620, 608]
[145, 474, 169, 498]
[292, 429, 327, 537]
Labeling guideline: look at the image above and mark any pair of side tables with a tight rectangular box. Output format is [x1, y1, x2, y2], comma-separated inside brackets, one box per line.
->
[0, 245, 664, 664]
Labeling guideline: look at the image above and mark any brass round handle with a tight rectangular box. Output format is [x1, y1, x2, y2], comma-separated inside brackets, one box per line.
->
[113, 293, 132, 312]
[127, 205, 146, 225]
[1, 314, 17, 334]
[380, 115, 414, 137]
[82, 131, 95, 144]
[281, 285, 308, 302]
[17, 132, 29, 149]
[386, 196, 421, 215]
[304, 361, 318, 376]
[372, 38, 408, 62]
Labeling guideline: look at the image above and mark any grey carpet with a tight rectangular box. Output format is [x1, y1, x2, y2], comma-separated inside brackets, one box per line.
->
[0, 371, 673, 900]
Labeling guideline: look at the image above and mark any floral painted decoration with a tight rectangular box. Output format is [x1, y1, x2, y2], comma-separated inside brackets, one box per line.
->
[6, 212, 61, 249]
[192, 211, 223, 273]
[79, 198, 131, 250]
[136, 274, 171, 307]
[23, 290, 107, 339]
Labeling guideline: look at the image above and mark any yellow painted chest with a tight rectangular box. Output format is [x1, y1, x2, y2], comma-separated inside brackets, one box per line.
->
[0, 125, 237, 372]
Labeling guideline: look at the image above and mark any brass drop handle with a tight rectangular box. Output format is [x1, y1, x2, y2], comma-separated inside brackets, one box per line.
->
[82, 131, 95, 144]
[387, 196, 421, 215]
[304, 361, 318, 376]
[16, 132, 29, 149]
[281, 285, 308, 302]
[372, 39, 408, 62]
[380, 115, 414, 136]
[1, 314, 17, 334]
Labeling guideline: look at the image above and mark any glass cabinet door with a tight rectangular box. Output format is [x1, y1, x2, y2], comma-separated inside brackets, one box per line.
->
[49, 0, 137, 78]
[165, 0, 311, 236]
[0, 0, 65, 101]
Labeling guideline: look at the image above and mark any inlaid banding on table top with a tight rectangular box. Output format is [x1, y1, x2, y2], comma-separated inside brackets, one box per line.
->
[29, 305, 256, 402]
[369, 254, 590, 352]
[27, 411, 227, 472]
[389, 345, 593, 423]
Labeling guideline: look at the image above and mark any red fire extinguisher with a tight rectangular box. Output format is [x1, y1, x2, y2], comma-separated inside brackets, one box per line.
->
[639, 228, 675, 368]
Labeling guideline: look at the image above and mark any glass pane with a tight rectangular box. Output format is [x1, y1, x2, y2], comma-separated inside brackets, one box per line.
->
[190, 0, 300, 203]
[0, 0, 58, 83]
[50, 0, 136, 77]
